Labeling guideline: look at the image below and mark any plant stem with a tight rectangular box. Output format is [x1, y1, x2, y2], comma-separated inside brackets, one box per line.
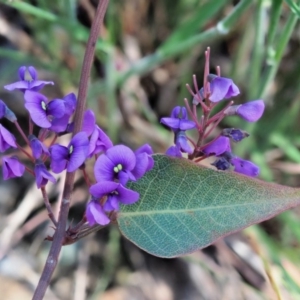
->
[16, 143, 34, 161]
[41, 186, 58, 226]
[14, 120, 30, 145]
[32, 1, 109, 299]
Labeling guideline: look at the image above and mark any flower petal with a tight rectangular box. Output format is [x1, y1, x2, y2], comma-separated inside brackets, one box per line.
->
[66, 132, 89, 172]
[160, 117, 180, 130]
[24, 91, 51, 128]
[104, 195, 119, 211]
[106, 145, 136, 171]
[116, 184, 140, 205]
[4, 81, 29, 91]
[231, 157, 260, 177]
[28, 66, 37, 80]
[50, 144, 69, 173]
[175, 131, 193, 154]
[82, 109, 96, 137]
[0, 125, 17, 152]
[35, 162, 56, 188]
[50, 114, 70, 133]
[236, 100, 265, 122]
[179, 119, 196, 131]
[135, 144, 153, 156]
[118, 170, 131, 185]
[94, 154, 115, 182]
[47, 99, 65, 118]
[209, 76, 240, 102]
[202, 136, 231, 156]
[29, 81, 54, 91]
[88, 126, 113, 157]
[166, 145, 182, 157]
[2, 156, 25, 179]
[18, 66, 26, 80]
[63, 93, 77, 115]
[86, 201, 110, 226]
[89, 181, 119, 198]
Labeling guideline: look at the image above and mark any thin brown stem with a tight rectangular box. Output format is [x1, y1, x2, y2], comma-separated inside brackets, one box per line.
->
[183, 98, 199, 128]
[25, 166, 35, 176]
[203, 117, 223, 139]
[82, 167, 91, 187]
[203, 47, 210, 98]
[14, 121, 29, 145]
[32, 1, 109, 299]
[29, 118, 33, 135]
[200, 134, 222, 150]
[216, 65, 221, 76]
[16, 143, 34, 162]
[49, 134, 58, 147]
[206, 101, 234, 126]
[38, 128, 48, 142]
[41, 186, 58, 226]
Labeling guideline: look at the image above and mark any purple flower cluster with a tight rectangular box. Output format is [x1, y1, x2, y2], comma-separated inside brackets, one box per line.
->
[161, 68, 265, 177]
[87, 144, 154, 225]
[161, 107, 196, 157]
[1, 66, 154, 226]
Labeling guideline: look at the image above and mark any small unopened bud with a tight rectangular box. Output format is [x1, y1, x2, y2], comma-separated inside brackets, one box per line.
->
[207, 74, 217, 83]
[192, 88, 205, 105]
[224, 105, 238, 116]
[0, 100, 5, 118]
[224, 100, 265, 122]
[212, 157, 231, 171]
[222, 128, 249, 142]
[0, 100, 16, 122]
[5, 106, 17, 122]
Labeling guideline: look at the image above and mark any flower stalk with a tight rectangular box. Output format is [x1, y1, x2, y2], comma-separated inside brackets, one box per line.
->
[32, 1, 109, 299]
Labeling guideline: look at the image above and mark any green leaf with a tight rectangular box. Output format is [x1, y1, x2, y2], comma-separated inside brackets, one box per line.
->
[117, 154, 300, 258]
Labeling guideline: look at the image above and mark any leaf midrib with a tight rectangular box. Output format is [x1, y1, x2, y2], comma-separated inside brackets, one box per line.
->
[119, 200, 284, 217]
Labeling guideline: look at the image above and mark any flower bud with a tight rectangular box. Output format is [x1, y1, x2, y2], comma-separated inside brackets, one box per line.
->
[222, 128, 249, 142]
[224, 100, 265, 122]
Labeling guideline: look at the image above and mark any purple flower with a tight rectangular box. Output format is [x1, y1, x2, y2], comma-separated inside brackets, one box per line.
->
[29, 135, 49, 159]
[2, 156, 25, 179]
[94, 145, 136, 185]
[202, 136, 231, 156]
[34, 160, 56, 188]
[161, 106, 196, 131]
[86, 200, 110, 226]
[24, 91, 65, 128]
[0, 100, 6, 119]
[90, 181, 140, 211]
[67, 109, 96, 137]
[207, 74, 240, 102]
[50, 132, 89, 173]
[222, 128, 249, 142]
[236, 100, 265, 122]
[231, 157, 260, 177]
[166, 145, 182, 158]
[4, 66, 54, 92]
[224, 100, 265, 122]
[4, 106, 17, 122]
[50, 93, 77, 133]
[175, 130, 193, 154]
[0, 124, 17, 152]
[88, 125, 113, 157]
[132, 144, 154, 180]
[192, 88, 205, 105]
[161, 107, 195, 155]
[212, 156, 232, 171]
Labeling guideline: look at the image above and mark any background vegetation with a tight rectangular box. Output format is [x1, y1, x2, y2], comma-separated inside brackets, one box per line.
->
[1, 0, 300, 299]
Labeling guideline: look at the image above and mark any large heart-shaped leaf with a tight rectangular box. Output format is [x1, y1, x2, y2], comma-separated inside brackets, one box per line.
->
[117, 154, 300, 258]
